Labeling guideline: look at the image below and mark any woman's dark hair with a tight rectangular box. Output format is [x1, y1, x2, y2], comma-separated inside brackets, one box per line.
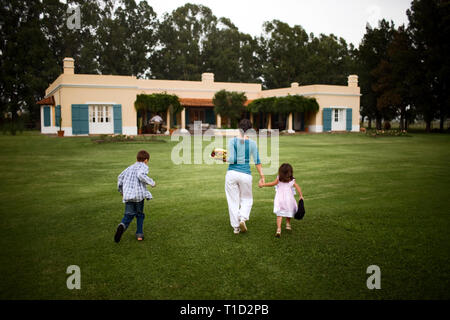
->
[278, 163, 294, 182]
[238, 118, 253, 133]
[137, 150, 150, 162]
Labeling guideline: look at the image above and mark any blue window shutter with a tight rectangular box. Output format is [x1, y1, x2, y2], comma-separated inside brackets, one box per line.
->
[72, 104, 89, 135]
[323, 108, 332, 131]
[113, 104, 122, 134]
[205, 108, 215, 124]
[55, 105, 61, 127]
[346, 109, 352, 131]
[43, 106, 51, 127]
[185, 107, 190, 124]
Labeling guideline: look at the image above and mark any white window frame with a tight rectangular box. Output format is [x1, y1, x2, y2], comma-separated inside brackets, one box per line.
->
[88, 104, 114, 134]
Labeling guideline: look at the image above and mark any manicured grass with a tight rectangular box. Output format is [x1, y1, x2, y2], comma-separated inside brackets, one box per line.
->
[0, 131, 449, 299]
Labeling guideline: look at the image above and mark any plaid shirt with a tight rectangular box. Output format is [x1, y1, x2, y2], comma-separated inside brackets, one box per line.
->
[118, 162, 155, 203]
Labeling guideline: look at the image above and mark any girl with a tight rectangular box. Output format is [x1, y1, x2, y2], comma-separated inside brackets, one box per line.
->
[259, 163, 303, 237]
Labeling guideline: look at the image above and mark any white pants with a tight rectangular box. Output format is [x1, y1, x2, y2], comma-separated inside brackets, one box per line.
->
[225, 170, 253, 228]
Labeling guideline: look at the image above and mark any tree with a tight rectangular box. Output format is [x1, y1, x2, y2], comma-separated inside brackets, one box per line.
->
[213, 90, 247, 128]
[97, 0, 157, 77]
[201, 17, 261, 83]
[0, 0, 59, 133]
[407, 0, 450, 131]
[304, 33, 357, 85]
[151, 3, 216, 80]
[357, 20, 395, 130]
[257, 20, 309, 89]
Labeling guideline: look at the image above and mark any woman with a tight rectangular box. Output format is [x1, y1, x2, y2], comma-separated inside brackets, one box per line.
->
[225, 119, 265, 234]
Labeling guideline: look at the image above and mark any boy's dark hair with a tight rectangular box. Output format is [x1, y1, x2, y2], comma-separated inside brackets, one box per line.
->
[278, 163, 294, 182]
[137, 150, 150, 162]
[239, 118, 253, 133]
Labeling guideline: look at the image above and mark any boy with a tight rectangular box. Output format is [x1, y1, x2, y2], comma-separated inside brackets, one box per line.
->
[114, 150, 156, 243]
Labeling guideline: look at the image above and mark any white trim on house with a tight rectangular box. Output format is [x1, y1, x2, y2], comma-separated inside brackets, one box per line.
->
[352, 125, 360, 132]
[308, 125, 323, 133]
[45, 84, 138, 98]
[85, 101, 117, 105]
[46, 83, 362, 99]
[331, 108, 346, 131]
[88, 104, 114, 134]
[122, 126, 137, 135]
[40, 105, 58, 134]
[61, 127, 73, 136]
[41, 126, 58, 134]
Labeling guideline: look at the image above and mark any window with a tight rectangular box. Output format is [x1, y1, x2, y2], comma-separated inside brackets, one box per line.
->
[89, 105, 111, 123]
[334, 109, 339, 122]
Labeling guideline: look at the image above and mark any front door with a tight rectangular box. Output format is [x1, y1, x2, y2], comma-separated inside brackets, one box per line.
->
[89, 105, 114, 134]
[331, 108, 346, 131]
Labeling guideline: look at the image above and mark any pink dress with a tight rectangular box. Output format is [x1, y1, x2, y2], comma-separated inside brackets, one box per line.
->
[273, 178, 298, 217]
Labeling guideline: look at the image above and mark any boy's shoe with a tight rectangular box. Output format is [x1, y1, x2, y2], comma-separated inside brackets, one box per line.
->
[114, 223, 125, 243]
[239, 220, 247, 233]
[233, 227, 240, 234]
[136, 233, 144, 241]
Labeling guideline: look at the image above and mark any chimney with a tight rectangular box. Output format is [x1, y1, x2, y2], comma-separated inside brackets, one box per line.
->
[201, 72, 214, 84]
[291, 82, 299, 88]
[63, 57, 75, 75]
[348, 75, 358, 87]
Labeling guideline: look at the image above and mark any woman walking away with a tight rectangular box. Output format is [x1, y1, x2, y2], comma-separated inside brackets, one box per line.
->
[225, 119, 264, 234]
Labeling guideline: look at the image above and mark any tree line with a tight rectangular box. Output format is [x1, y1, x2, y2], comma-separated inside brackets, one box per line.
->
[0, 0, 448, 133]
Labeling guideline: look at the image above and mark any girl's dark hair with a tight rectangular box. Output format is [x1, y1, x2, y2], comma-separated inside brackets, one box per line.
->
[278, 163, 294, 182]
[239, 118, 253, 133]
[137, 150, 150, 162]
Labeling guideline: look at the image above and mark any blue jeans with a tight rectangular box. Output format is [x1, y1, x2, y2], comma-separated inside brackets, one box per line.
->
[120, 200, 145, 236]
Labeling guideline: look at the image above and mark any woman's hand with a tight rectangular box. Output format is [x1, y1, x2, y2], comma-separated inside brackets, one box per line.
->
[258, 179, 265, 188]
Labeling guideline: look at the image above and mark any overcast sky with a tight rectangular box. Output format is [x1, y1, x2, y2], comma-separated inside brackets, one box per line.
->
[146, 0, 412, 47]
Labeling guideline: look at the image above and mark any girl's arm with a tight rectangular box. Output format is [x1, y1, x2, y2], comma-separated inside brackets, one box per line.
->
[259, 177, 278, 188]
[294, 182, 303, 199]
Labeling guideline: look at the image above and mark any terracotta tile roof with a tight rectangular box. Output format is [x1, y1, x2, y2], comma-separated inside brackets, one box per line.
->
[180, 98, 254, 107]
[36, 96, 55, 105]
[180, 98, 214, 107]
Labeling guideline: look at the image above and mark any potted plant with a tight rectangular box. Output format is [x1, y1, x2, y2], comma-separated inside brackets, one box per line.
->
[57, 115, 64, 137]
[138, 116, 143, 134]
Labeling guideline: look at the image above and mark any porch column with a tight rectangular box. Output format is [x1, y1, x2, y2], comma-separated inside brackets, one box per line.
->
[179, 108, 188, 133]
[267, 113, 272, 130]
[249, 113, 254, 125]
[287, 112, 294, 133]
[216, 114, 221, 128]
[165, 109, 171, 135]
[181, 108, 186, 129]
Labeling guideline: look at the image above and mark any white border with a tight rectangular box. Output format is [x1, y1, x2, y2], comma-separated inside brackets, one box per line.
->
[122, 126, 137, 136]
[308, 125, 323, 133]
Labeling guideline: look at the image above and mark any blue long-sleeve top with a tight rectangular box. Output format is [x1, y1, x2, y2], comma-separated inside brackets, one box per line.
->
[227, 137, 261, 175]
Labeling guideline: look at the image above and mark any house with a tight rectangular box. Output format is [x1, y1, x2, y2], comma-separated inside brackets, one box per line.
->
[37, 57, 360, 135]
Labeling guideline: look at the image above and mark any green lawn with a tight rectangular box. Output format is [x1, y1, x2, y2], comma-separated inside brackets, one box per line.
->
[0, 131, 449, 299]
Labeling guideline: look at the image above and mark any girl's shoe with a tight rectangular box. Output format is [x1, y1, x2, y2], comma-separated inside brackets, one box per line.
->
[233, 227, 240, 234]
[286, 224, 292, 230]
[275, 229, 281, 237]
